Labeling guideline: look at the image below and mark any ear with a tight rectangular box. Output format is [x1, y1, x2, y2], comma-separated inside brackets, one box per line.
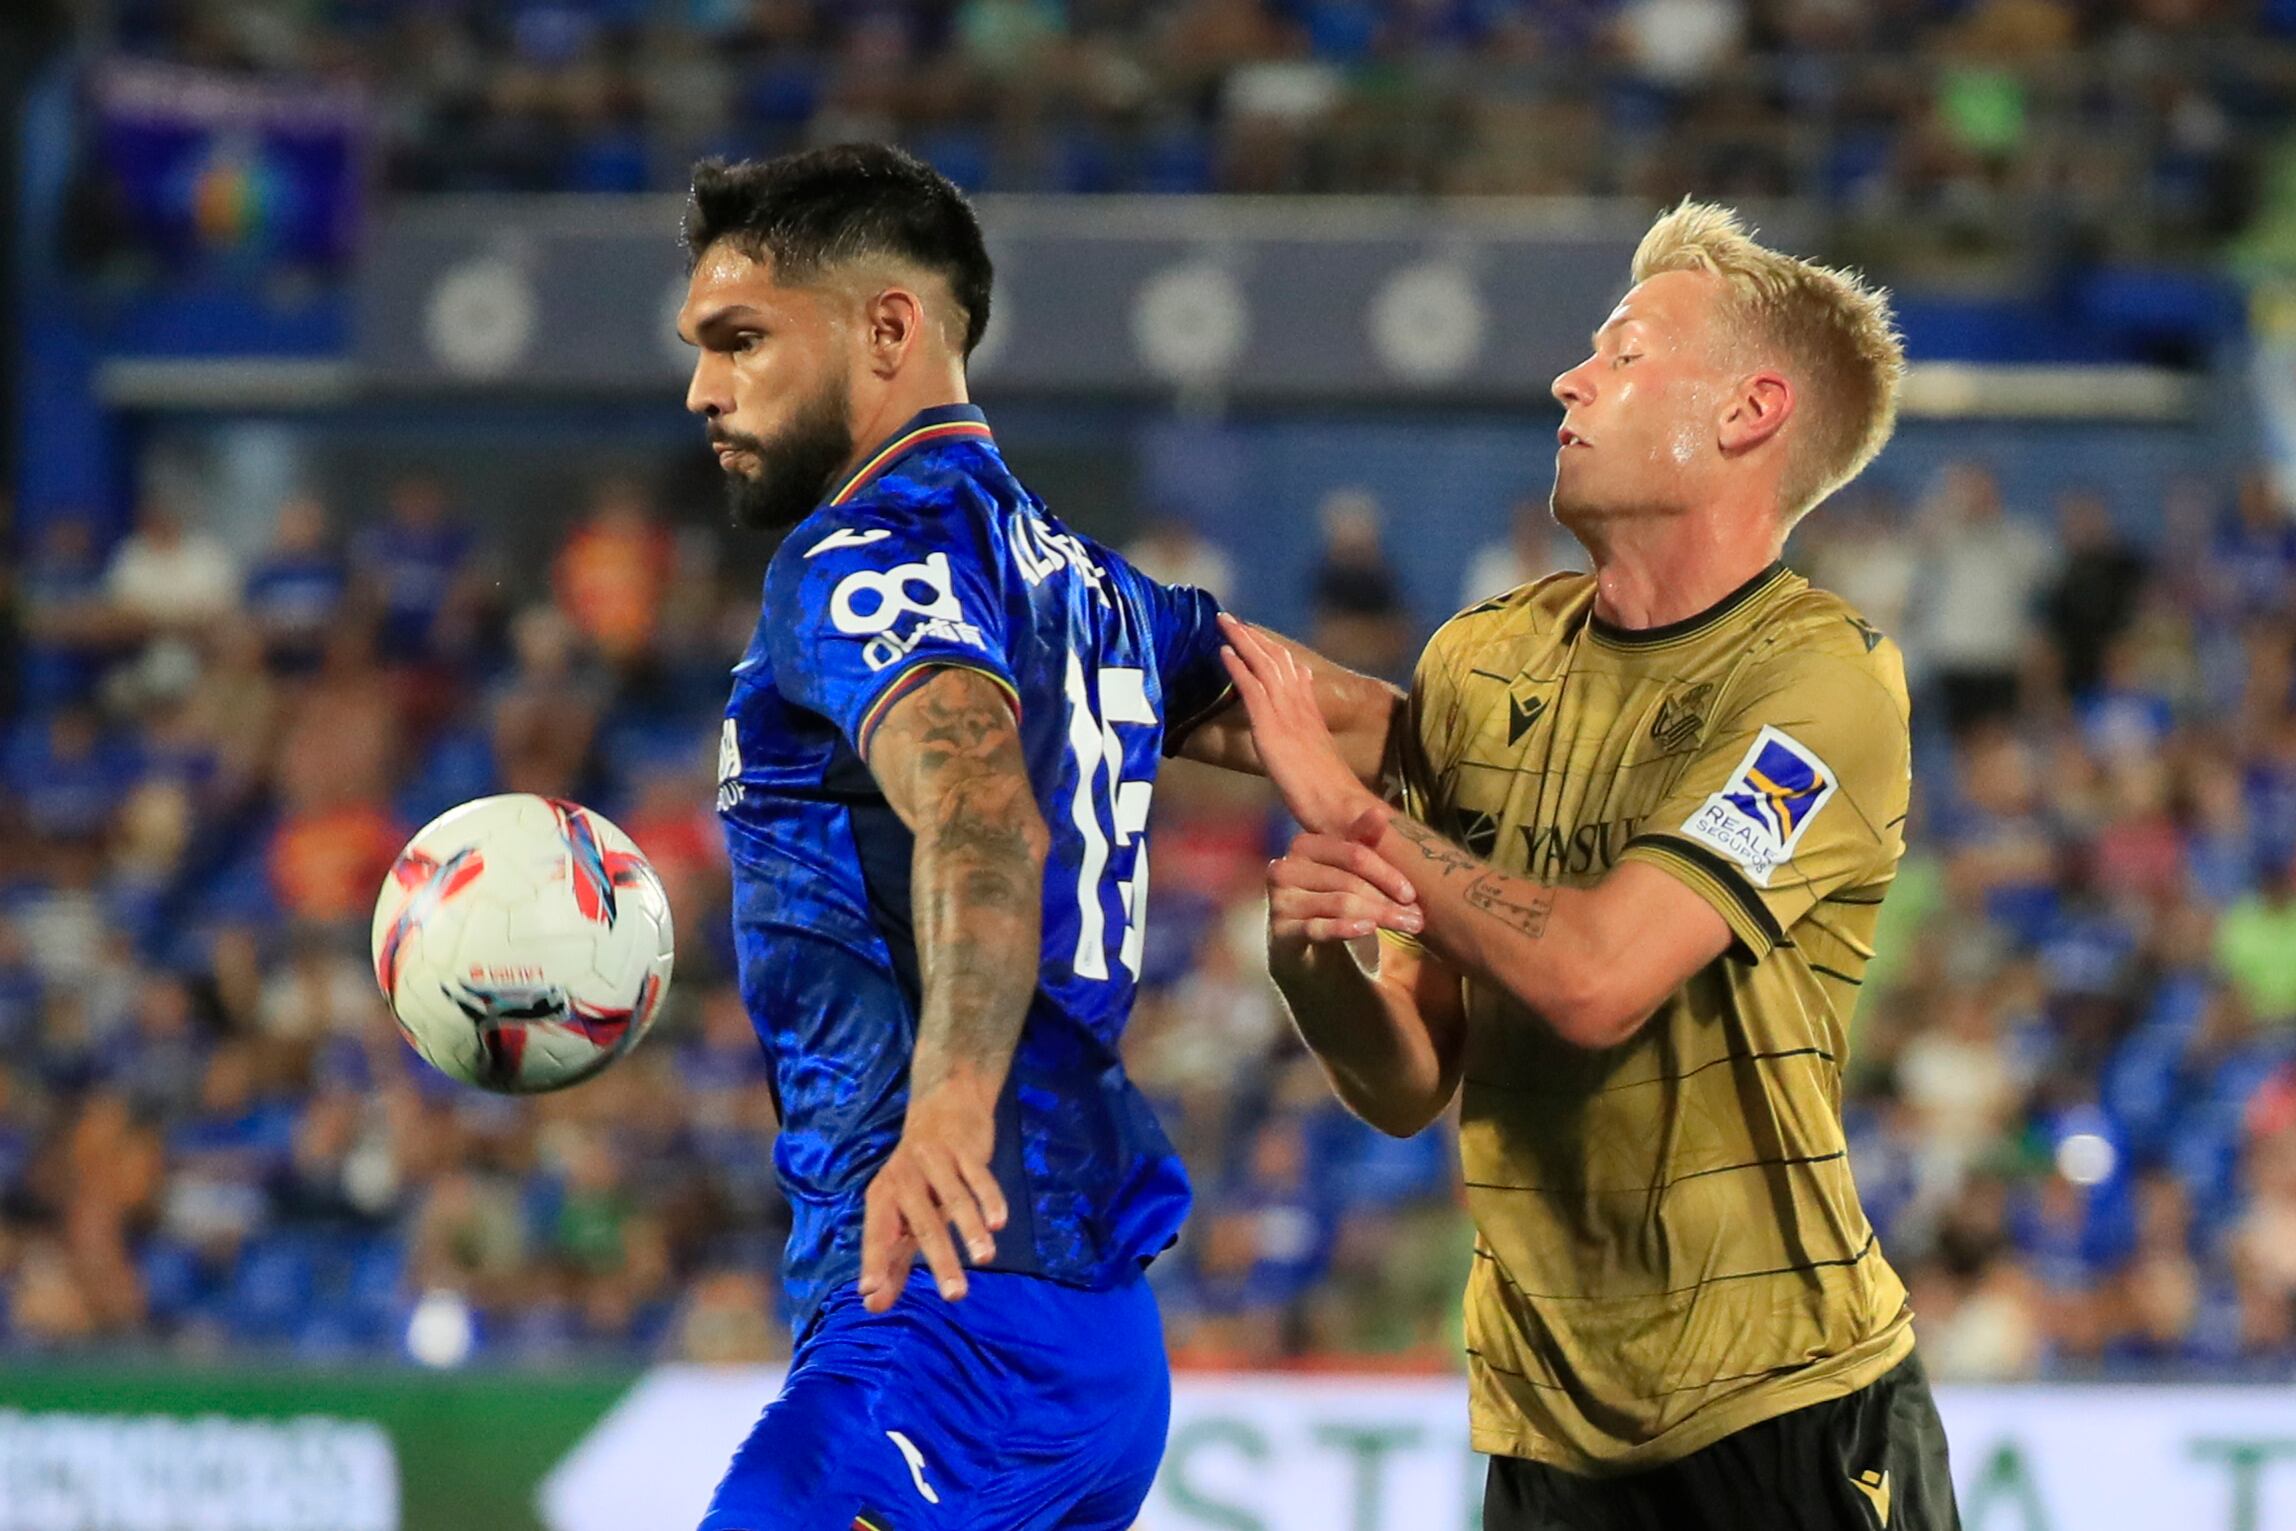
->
[862, 286, 926, 379]
[1719, 370, 1793, 455]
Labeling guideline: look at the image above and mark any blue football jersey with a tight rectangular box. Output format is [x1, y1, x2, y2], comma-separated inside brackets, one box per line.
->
[717, 404, 1233, 1328]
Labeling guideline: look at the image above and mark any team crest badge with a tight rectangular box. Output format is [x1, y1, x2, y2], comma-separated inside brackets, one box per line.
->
[1678, 725, 1836, 886]
[1649, 682, 1714, 753]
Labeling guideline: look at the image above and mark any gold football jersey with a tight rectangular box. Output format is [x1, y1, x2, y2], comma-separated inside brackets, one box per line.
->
[1393, 562, 1916, 1474]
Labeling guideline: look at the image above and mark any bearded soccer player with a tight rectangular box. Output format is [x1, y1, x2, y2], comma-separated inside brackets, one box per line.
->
[1219, 204, 1961, 1531]
[676, 145, 1398, 1530]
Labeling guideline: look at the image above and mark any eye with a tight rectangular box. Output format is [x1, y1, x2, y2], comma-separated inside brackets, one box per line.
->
[729, 331, 764, 355]
[1614, 352, 1640, 367]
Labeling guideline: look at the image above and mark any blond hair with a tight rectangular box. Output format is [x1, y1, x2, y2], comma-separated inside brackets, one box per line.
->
[1631, 201, 1905, 523]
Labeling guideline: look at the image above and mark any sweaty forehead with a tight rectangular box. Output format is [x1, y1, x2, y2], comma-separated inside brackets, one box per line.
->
[1599, 269, 1723, 346]
[679, 245, 790, 330]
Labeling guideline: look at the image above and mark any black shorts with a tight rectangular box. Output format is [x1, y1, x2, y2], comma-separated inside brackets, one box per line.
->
[1484, 1352, 1961, 1531]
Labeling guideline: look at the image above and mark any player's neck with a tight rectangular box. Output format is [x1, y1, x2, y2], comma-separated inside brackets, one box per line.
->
[1580, 512, 1782, 633]
[838, 370, 975, 483]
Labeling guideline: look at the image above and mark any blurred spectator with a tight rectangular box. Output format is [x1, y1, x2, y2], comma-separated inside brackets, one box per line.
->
[16, 519, 111, 711]
[103, 494, 240, 634]
[1306, 489, 1413, 681]
[257, 931, 383, 1044]
[1801, 487, 1919, 640]
[411, 1169, 531, 1314]
[1937, 726, 2061, 942]
[1912, 1174, 2048, 1380]
[2111, 1170, 2202, 1361]
[269, 798, 403, 932]
[353, 475, 483, 664]
[672, 1269, 787, 1363]
[1459, 494, 1569, 608]
[1615, 0, 1745, 87]
[2216, 854, 2296, 1027]
[2043, 489, 2147, 701]
[242, 495, 349, 673]
[1123, 514, 1236, 605]
[1910, 463, 2051, 733]
[276, 623, 403, 810]
[2211, 473, 2296, 621]
[5, 705, 137, 843]
[554, 477, 674, 668]
[492, 605, 606, 799]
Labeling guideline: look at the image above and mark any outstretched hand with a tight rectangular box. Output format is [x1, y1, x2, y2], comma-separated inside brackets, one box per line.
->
[857, 1072, 1008, 1313]
[1266, 808, 1422, 970]
[1218, 613, 1385, 837]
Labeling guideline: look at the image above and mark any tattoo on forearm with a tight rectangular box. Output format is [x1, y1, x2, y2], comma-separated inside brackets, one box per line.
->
[1385, 812, 1483, 880]
[1465, 874, 1554, 940]
[872, 672, 1048, 1096]
[1383, 809, 1555, 941]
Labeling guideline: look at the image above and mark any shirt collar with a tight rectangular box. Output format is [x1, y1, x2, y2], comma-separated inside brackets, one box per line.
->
[1587, 561, 1790, 649]
[824, 404, 995, 508]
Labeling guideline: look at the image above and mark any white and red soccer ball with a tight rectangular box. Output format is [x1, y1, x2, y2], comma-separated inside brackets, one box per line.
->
[370, 794, 675, 1093]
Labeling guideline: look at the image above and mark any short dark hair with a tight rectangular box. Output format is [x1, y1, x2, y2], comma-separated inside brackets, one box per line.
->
[683, 145, 993, 357]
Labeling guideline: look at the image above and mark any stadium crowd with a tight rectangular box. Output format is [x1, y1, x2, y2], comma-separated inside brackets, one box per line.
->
[82, 0, 2294, 267]
[4, 456, 2296, 1381]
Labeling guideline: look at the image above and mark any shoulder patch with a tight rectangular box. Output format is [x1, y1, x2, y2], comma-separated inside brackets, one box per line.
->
[1677, 725, 1837, 887]
[1845, 615, 1885, 653]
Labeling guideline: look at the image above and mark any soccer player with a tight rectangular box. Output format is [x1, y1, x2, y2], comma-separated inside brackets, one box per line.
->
[675, 145, 1400, 1530]
[1217, 204, 1962, 1530]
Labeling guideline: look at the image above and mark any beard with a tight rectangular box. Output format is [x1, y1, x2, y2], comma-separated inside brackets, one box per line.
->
[715, 372, 857, 532]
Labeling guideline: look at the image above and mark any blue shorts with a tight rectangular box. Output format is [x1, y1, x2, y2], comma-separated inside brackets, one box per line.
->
[698, 1267, 1169, 1531]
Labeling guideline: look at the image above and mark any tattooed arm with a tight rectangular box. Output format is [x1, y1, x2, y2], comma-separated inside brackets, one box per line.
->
[1367, 812, 1729, 1049]
[1220, 620, 1731, 1051]
[854, 666, 1052, 1313]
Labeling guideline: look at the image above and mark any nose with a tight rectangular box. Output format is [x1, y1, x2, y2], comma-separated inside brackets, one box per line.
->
[1552, 360, 1593, 409]
[686, 354, 727, 420]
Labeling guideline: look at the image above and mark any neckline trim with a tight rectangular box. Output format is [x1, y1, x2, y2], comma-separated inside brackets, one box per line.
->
[825, 404, 994, 508]
[1587, 562, 1790, 649]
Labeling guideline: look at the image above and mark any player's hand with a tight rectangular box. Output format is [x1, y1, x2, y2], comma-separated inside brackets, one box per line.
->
[1266, 812, 1422, 970]
[1218, 613, 1384, 837]
[858, 1069, 1008, 1313]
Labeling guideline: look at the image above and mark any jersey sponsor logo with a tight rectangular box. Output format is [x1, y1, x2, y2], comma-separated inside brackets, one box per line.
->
[804, 526, 894, 558]
[716, 718, 742, 813]
[829, 553, 965, 636]
[1850, 1467, 1891, 1525]
[1678, 725, 1836, 886]
[862, 615, 990, 672]
[885, 1430, 941, 1505]
[1517, 814, 1645, 879]
[1648, 682, 1714, 753]
[1846, 615, 1886, 653]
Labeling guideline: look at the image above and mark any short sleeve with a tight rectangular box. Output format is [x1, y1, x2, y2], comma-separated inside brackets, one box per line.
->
[765, 510, 1019, 759]
[1618, 648, 1910, 961]
[1099, 552, 1232, 756]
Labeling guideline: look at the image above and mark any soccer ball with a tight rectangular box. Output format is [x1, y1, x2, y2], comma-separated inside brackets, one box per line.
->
[370, 794, 674, 1093]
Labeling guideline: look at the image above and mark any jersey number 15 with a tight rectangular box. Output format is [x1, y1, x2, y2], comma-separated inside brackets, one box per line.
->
[1061, 657, 1155, 983]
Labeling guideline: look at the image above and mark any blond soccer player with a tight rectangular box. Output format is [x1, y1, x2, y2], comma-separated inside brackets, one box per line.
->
[1216, 204, 1961, 1531]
